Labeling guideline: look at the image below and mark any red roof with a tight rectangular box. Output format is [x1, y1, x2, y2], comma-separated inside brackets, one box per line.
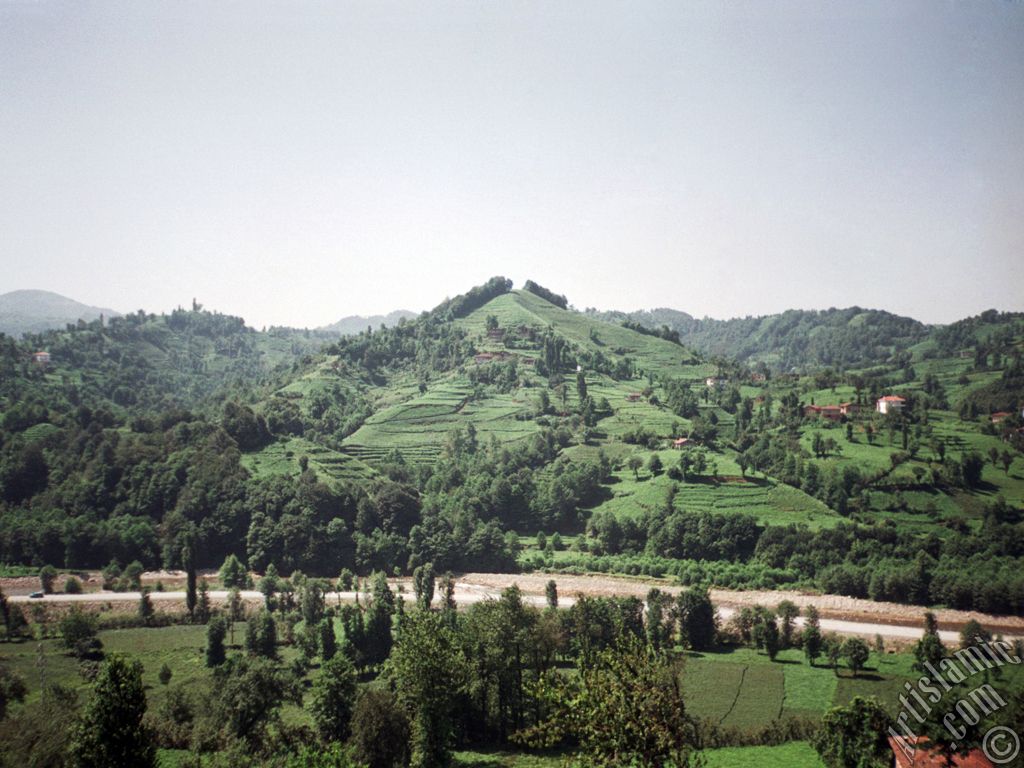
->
[879, 395, 906, 402]
[889, 736, 995, 768]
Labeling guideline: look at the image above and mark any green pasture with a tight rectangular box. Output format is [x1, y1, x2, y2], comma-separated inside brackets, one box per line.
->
[701, 741, 824, 768]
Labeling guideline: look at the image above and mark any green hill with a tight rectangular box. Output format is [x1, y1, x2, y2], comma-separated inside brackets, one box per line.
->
[0, 279, 1021, 616]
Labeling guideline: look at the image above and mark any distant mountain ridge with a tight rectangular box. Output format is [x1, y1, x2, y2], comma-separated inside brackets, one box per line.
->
[319, 309, 417, 335]
[0, 289, 121, 338]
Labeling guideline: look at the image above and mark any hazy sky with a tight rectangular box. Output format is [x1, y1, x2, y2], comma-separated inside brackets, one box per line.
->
[2, 1, 1022, 328]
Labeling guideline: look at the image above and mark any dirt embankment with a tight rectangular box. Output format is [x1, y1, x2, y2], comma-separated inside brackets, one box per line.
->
[9, 569, 1022, 641]
[458, 572, 1024, 637]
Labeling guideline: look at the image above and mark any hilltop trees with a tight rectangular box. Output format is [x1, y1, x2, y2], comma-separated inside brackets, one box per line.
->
[209, 655, 302, 745]
[206, 616, 227, 667]
[676, 585, 716, 651]
[813, 696, 892, 768]
[803, 606, 823, 666]
[184, 540, 198, 620]
[311, 655, 358, 743]
[39, 564, 57, 594]
[245, 610, 278, 659]
[365, 573, 395, 666]
[519, 634, 700, 768]
[523, 280, 568, 309]
[0, 663, 26, 720]
[842, 638, 870, 678]
[219, 554, 247, 589]
[60, 608, 103, 660]
[913, 612, 945, 673]
[69, 655, 155, 768]
[350, 690, 411, 768]
[777, 600, 800, 649]
[412, 563, 435, 610]
[389, 610, 467, 768]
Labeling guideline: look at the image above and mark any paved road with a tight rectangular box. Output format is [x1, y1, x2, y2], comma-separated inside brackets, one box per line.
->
[12, 583, 1001, 644]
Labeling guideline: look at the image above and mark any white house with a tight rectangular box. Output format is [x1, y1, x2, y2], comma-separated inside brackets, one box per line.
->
[876, 395, 906, 415]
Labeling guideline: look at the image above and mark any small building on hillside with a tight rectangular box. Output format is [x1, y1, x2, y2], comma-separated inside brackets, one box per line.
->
[804, 404, 842, 421]
[991, 411, 1011, 424]
[486, 327, 506, 341]
[876, 395, 906, 415]
[672, 437, 691, 448]
[705, 377, 724, 388]
[751, 372, 767, 384]
[839, 402, 861, 416]
[626, 392, 642, 402]
[32, 350, 51, 366]
[888, 735, 994, 767]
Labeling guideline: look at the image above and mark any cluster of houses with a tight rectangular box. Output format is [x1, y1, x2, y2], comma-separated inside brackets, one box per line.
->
[803, 395, 907, 421]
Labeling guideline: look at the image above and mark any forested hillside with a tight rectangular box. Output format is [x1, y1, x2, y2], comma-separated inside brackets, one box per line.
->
[590, 306, 929, 370]
[1, 280, 1022, 614]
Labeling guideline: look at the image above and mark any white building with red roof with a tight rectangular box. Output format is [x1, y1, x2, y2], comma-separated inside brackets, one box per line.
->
[876, 395, 906, 415]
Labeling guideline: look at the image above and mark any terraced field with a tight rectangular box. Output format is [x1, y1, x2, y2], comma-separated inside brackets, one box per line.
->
[674, 480, 838, 530]
[342, 378, 540, 465]
[585, 454, 839, 530]
[241, 437, 376, 483]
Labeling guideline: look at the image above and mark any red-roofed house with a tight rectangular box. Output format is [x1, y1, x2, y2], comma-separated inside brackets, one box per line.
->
[672, 437, 691, 448]
[888, 735, 994, 768]
[877, 395, 906, 415]
[32, 351, 50, 366]
[991, 411, 1011, 424]
[804, 404, 842, 421]
[840, 402, 862, 416]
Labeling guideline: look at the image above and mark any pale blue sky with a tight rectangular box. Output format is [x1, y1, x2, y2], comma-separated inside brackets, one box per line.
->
[1, 1, 1022, 328]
